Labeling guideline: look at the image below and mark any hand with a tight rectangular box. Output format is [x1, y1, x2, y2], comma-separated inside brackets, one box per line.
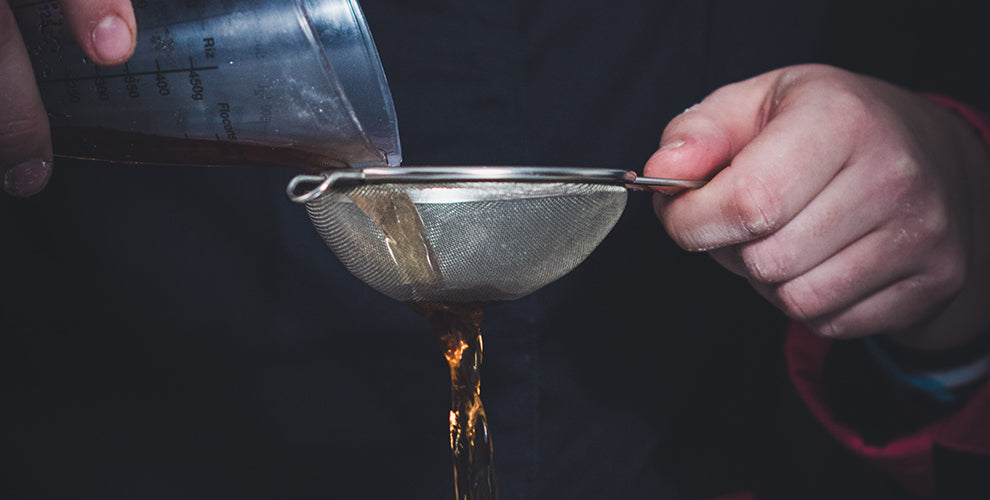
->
[646, 64, 990, 350]
[1, 0, 135, 197]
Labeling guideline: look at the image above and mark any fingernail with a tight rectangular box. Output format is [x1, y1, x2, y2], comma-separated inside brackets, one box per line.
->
[92, 15, 132, 63]
[3, 159, 52, 197]
[659, 139, 685, 150]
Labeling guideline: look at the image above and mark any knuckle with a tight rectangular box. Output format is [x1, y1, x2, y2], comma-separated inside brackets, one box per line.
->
[0, 116, 49, 152]
[877, 155, 925, 206]
[730, 175, 782, 238]
[915, 203, 951, 244]
[823, 85, 873, 127]
[740, 239, 793, 284]
[924, 247, 966, 301]
[891, 200, 950, 252]
[791, 75, 878, 142]
[794, 73, 873, 122]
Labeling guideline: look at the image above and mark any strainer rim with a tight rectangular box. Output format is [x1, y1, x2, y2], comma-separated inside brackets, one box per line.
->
[287, 166, 704, 203]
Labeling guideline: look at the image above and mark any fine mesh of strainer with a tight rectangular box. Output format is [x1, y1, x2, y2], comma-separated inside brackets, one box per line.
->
[287, 167, 703, 303]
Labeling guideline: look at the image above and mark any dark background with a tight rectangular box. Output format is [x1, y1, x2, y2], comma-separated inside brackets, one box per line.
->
[2, 0, 987, 498]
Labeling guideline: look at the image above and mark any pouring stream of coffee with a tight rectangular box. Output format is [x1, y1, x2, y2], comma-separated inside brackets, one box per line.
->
[348, 188, 498, 500]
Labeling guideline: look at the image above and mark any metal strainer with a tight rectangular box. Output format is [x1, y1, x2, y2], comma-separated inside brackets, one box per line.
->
[287, 166, 702, 303]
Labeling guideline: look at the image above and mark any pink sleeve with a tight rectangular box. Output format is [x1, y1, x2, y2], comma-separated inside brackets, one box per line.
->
[925, 93, 990, 145]
[786, 322, 990, 499]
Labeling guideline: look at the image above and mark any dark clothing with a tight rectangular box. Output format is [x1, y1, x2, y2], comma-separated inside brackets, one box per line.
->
[2, 1, 988, 498]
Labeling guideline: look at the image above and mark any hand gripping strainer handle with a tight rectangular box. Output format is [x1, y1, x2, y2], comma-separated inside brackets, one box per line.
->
[286, 166, 706, 203]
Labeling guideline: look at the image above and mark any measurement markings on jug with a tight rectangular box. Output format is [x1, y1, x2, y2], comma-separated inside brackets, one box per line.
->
[123, 63, 140, 98]
[36, 64, 219, 86]
[217, 102, 237, 140]
[93, 67, 109, 101]
[155, 60, 172, 96]
[188, 56, 205, 100]
[203, 37, 216, 59]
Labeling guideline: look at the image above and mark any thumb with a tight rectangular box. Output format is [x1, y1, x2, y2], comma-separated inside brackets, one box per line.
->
[644, 71, 779, 183]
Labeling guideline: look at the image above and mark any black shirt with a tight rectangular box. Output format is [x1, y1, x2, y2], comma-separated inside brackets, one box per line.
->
[3, 1, 987, 498]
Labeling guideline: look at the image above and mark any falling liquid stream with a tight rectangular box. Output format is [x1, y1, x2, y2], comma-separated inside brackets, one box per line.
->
[348, 187, 498, 500]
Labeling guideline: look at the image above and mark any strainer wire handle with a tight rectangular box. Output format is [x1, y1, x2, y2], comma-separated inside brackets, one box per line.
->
[287, 170, 366, 203]
[629, 176, 707, 189]
[285, 167, 707, 203]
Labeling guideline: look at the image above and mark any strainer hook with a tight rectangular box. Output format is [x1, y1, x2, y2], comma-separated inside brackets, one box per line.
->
[287, 170, 366, 203]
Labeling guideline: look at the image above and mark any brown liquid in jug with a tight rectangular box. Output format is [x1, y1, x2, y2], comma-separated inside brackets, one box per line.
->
[52, 127, 372, 171]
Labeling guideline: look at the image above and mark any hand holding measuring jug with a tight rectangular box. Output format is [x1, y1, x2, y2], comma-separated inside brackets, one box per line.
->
[1, 0, 135, 196]
[4, 0, 401, 197]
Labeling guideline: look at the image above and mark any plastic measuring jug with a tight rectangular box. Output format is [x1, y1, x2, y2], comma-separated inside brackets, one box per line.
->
[11, 0, 401, 169]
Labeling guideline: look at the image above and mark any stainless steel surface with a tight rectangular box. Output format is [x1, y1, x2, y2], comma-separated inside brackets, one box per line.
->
[286, 166, 704, 203]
